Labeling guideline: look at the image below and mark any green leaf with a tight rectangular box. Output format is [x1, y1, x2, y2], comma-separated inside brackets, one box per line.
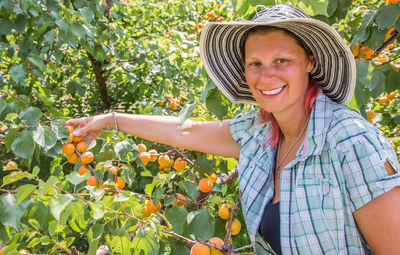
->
[206, 88, 228, 119]
[11, 130, 35, 160]
[49, 194, 74, 221]
[38, 175, 59, 197]
[166, 206, 188, 234]
[187, 208, 215, 241]
[80, 7, 94, 23]
[71, 22, 86, 39]
[33, 125, 58, 150]
[182, 181, 198, 202]
[178, 103, 196, 126]
[87, 224, 104, 255]
[170, 240, 190, 255]
[2, 171, 26, 187]
[132, 228, 159, 255]
[353, 12, 376, 43]
[28, 55, 44, 70]
[356, 61, 385, 91]
[385, 68, 400, 92]
[66, 170, 90, 186]
[297, 0, 329, 17]
[9, 64, 26, 84]
[19, 107, 42, 126]
[376, 4, 400, 29]
[114, 139, 139, 162]
[89, 201, 105, 220]
[0, 18, 12, 35]
[0, 193, 30, 231]
[195, 156, 216, 175]
[16, 184, 36, 205]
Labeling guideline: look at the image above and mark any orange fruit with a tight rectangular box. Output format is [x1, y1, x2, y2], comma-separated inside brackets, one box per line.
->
[79, 165, 88, 176]
[351, 43, 360, 57]
[359, 46, 374, 60]
[366, 110, 376, 120]
[388, 91, 396, 100]
[148, 149, 158, 162]
[170, 101, 178, 111]
[190, 242, 210, 255]
[108, 166, 119, 175]
[385, 27, 395, 40]
[0, 246, 8, 255]
[68, 133, 74, 143]
[116, 177, 125, 189]
[225, 219, 241, 236]
[174, 157, 186, 171]
[208, 173, 218, 183]
[139, 152, 151, 165]
[379, 96, 389, 104]
[218, 203, 233, 220]
[209, 237, 224, 255]
[145, 199, 162, 213]
[72, 135, 83, 143]
[67, 153, 79, 164]
[216, 17, 224, 22]
[142, 207, 151, 218]
[62, 143, 75, 156]
[67, 126, 74, 133]
[137, 143, 147, 153]
[87, 176, 99, 186]
[172, 193, 187, 207]
[199, 178, 213, 193]
[76, 141, 88, 153]
[81, 151, 94, 164]
[19, 249, 30, 254]
[207, 12, 215, 20]
[158, 154, 170, 167]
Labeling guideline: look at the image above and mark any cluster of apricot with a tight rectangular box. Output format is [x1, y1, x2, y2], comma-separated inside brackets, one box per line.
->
[167, 95, 183, 111]
[62, 126, 94, 165]
[351, 43, 374, 61]
[137, 143, 187, 173]
[82, 161, 126, 191]
[190, 237, 226, 255]
[218, 204, 241, 236]
[384, 0, 399, 4]
[366, 91, 397, 120]
[206, 11, 224, 22]
[142, 193, 188, 218]
[198, 173, 218, 193]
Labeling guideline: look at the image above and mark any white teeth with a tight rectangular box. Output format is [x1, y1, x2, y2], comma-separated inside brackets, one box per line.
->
[261, 86, 284, 95]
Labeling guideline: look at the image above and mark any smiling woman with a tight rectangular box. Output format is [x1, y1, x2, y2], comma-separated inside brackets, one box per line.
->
[66, 4, 400, 255]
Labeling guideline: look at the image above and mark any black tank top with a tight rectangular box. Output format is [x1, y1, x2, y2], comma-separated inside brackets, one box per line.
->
[258, 201, 282, 255]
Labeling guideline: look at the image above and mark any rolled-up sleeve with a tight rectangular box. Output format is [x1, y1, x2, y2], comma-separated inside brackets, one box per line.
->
[229, 110, 257, 147]
[340, 131, 400, 212]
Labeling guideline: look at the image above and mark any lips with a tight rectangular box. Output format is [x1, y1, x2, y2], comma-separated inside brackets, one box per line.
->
[259, 85, 286, 96]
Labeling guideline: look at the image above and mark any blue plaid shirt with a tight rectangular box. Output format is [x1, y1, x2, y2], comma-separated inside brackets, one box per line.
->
[230, 92, 400, 255]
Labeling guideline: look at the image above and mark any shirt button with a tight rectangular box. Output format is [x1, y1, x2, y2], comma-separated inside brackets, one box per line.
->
[322, 184, 329, 194]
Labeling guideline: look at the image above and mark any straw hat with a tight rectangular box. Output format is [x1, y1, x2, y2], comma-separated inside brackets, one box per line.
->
[200, 4, 356, 105]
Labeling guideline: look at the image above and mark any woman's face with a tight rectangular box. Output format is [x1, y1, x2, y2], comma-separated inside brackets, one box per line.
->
[244, 30, 315, 115]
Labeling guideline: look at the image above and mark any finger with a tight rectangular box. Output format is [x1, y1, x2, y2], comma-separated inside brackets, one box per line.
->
[65, 118, 87, 127]
[72, 126, 88, 137]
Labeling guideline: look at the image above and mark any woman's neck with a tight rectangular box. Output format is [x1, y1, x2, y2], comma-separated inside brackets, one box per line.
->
[274, 109, 310, 143]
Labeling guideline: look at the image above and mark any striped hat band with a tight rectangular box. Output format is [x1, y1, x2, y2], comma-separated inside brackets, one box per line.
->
[200, 4, 356, 105]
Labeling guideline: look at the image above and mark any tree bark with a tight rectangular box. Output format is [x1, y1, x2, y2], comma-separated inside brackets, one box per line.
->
[87, 53, 112, 110]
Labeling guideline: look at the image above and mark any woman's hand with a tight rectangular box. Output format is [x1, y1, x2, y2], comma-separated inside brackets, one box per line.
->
[65, 114, 112, 144]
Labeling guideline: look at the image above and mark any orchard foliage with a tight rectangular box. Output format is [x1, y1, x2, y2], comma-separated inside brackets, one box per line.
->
[0, 0, 399, 254]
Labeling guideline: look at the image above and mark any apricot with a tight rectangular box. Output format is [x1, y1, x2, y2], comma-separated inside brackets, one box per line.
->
[190, 242, 210, 255]
[148, 149, 158, 162]
[172, 193, 187, 207]
[137, 143, 147, 153]
[199, 178, 213, 193]
[216, 17, 224, 22]
[72, 135, 83, 143]
[385, 27, 395, 40]
[359, 46, 374, 60]
[225, 218, 241, 236]
[67, 126, 74, 133]
[68, 133, 74, 143]
[79, 165, 88, 176]
[158, 154, 170, 167]
[145, 199, 162, 214]
[207, 12, 215, 20]
[87, 176, 99, 186]
[108, 166, 119, 175]
[81, 151, 94, 164]
[139, 152, 151, 165]
[218, 203, 233, 220]
[379, 96, 389, 104]
[351, 43, 360, 57]
[388, 91, 396, 100]
[209, 237, 224, 255]
[142, 207, 151, 218]
[67, 153, 79, 164]
[174, 157, 186, 171]
[170, 101, 178, 111]
[116, 177, 125, 189]
[0, 246, 8, 255]
[208, 173, 218, 183]
[366, 110, 376, 120]
[76, 141, 88, 153]
[62, 143, 75, 156]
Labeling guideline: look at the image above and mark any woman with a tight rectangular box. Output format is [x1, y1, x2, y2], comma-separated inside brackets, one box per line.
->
[67, 4, 400, 255]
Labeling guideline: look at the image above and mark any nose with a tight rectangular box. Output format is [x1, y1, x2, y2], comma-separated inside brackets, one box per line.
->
[258, 65, 276, 82]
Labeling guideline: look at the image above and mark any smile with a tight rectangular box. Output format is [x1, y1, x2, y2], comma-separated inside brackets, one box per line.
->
[260, 86, 286, 96]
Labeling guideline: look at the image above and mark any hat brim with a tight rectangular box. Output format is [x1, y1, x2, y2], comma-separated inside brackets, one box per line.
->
[200, 19, 356, 105]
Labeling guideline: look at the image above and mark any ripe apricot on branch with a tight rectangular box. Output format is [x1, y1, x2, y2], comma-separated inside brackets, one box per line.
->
[146, 199, 161, 214]
[139, 152, 151, 165]
[76, 141, 88, 153]
[351, 43, 360, 57]
[62, 143, 75, 156]
[148, 149, 158, 162]
[174, 157, 186, 171]
[172, 193, 187, 207]
[158, 154, 170, 167]
[366, 110, 376, 120]
[190, 242, 210, 255]
[116, 177, 125, 189]
[379, 96, 389, 104]
[108, 166, 119, 175]
[209, 237, 224, 255]
[226, 219, 241, 236]
[81, 151, 94, 164]
[87, 176, 99, 186]
[218, 203, 233, 220]
[67, 153, 79, 164]
[67, 126, 74, 133]
[137, 143, 147, 153]
[199, 178, 213, 193]
[72, 135, 83, 143]
[79, 165, 88, 176]
[209, 173, 218, 183]
[388, 91, 396, 100]
[359, 46, 374, 60]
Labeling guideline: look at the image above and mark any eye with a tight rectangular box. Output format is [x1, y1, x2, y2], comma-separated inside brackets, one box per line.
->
[246, 61, 261, 67]
[276, 58, 288, 64]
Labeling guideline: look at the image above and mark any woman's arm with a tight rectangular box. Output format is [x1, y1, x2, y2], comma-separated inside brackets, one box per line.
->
[65, 113, 241, 158]
[353, 162, 400, 255]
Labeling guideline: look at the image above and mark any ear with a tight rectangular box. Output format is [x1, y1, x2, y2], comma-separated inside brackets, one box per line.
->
[306, 55, 315, 73]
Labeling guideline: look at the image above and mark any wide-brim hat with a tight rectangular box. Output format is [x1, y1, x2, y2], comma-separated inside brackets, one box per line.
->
[199, 4, 356, 105]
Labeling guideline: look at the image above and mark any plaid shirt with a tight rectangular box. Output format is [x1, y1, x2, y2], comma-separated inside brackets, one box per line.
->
[230, 92, 400, 255]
